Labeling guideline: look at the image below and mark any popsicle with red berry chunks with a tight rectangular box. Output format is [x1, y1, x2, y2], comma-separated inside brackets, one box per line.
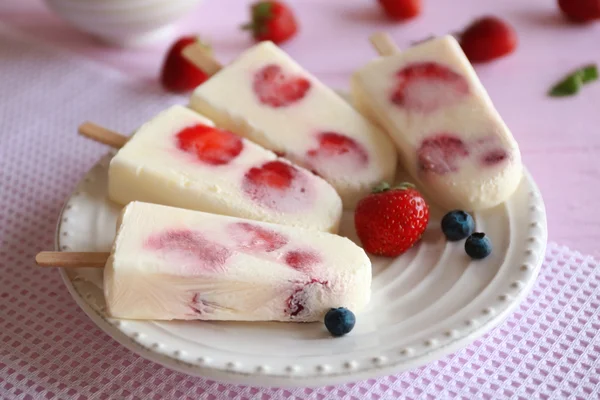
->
[80, 105, 342, 233]
[36, 201, 371, 322]
[351, 33, 523, 211]
[183, 41, 398, 209]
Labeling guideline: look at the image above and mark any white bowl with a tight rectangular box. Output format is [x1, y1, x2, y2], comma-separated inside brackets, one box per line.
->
[44, 0, 202, 47]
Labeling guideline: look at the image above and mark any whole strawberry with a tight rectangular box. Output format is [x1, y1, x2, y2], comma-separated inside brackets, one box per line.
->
[378, 0, 422, 21]
[558, 0, 600, 22]
[242, 1, 298, 44]
[459, 16, 518, 63]
[160, 36, 211, 92]
[354, 182, 429, 257]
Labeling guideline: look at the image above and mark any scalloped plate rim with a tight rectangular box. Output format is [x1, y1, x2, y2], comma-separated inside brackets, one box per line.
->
[55, 152, 548, 388]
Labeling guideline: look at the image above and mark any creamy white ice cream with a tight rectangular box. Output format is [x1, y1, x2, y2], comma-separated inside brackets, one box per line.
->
[104, 202, 372, 322]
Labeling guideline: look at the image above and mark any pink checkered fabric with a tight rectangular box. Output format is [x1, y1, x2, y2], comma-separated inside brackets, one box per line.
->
[1, 26, 600, 400]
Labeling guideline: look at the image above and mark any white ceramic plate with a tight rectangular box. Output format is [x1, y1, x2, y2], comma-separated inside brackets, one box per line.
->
[56, 150, 547, 388]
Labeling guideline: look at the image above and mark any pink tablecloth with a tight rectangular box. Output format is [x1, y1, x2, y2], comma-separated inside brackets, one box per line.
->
[1, 1, 600, 399]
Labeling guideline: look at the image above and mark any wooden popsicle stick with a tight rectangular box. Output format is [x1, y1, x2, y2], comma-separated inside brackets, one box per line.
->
[182, 43, 223, 76]
[35, 251, 109, 269]
[369, 32, 401, 56]
[78, 122, 128, 149]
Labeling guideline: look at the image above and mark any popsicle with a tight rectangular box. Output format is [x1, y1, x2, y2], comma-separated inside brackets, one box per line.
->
[87, 104, 342, 233]
[184, 41, 398, 209]
[351, 34, 523, 211]
[37, 202, 372, 322]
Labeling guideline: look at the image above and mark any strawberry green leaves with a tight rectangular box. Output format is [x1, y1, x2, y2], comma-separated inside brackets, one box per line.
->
[549, 64, 598, 97]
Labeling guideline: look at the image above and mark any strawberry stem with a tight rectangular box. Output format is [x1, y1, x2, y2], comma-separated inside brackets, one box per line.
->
[246, 2, 272, 36]
[394, 182, 416, 190]
[253, 2, 273, 19]
[372, 182, 391, 193]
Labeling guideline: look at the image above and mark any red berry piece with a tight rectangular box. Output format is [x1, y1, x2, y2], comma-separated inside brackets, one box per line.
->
[145, 229, 231, 273]
[160, 36, 211, 93]
[306, 132, 368, 174]
[243, 160, 314, 212]
[176, 124, 243, 166]
[253, 64, 311, 108]
[285, 279, 328, 317]
[459, 16, 518, 63]
[229, 222, 288, 252]
[481, 149, 508, 166]
[391, 62, 469, 112]
[245, 160, 294, 189]
[378, 0, 421, 20]
[558, 0, 600, 22]
[189, 294, 220, 316]
[472, 136, 509, 167]
[355, 183, 429, 257]
[242, 1, 298, 44]
[285, 250, 320, 272]
[417, 134, 470, 174]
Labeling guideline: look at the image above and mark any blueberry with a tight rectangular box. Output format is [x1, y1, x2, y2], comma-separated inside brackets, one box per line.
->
[465, 232, 492, 259]
[441, 210, 475, 241]
[324, 307, 356, 337]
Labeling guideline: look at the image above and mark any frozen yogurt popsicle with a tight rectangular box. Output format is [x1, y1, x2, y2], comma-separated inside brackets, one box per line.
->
[351, 35, 523, 211]
[104, 201, 372, 322]
[108, 104, 342, 233]
[188, 41, 398, 209]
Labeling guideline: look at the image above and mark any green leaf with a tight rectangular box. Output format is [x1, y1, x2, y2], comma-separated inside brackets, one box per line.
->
[580, 64, 598, 84]
[549, 74, 582, 97]
[248, 2, 272, 36]
[548, 63, 598, 97]
[253, 2, 272, 20]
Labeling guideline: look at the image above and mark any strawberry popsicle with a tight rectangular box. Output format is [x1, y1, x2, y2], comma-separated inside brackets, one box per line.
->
[108, 105, 342, 233]
[189, 41, 398, 209]
[105, 201, 372, 322]
[351, 35, 523, 211]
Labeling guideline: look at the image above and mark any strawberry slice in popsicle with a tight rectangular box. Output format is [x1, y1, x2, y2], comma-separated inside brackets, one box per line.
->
[351, 35, 523, 211]
[188, 41, 398, 209]
[108, 105, 342, 233]
[104, 202, 371, 322]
